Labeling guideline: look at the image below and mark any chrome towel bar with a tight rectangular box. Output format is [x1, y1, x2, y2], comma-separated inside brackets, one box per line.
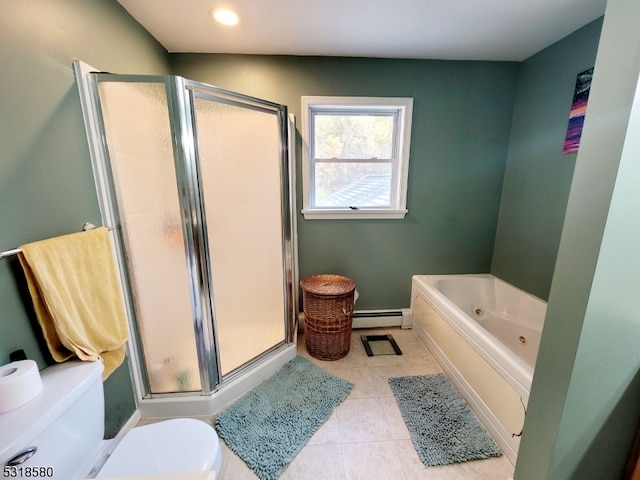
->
[0, 223, 112, 260]
[0, 248, 22, 260]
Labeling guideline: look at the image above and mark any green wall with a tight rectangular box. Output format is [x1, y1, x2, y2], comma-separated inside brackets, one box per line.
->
[492, 18, 604, 300]
[0, 0, 171, 437]
[171, 54, 520, 309]
[515, 0, 640, 478]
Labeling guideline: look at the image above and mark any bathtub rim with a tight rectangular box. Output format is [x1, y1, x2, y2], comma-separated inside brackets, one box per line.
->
[411, 273, 544, 405]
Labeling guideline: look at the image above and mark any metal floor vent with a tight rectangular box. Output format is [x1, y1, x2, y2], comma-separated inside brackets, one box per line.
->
[360, 334, 403, 357]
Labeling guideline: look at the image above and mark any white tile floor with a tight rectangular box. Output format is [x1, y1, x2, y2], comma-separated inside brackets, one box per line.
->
[214, 327, 515, 480]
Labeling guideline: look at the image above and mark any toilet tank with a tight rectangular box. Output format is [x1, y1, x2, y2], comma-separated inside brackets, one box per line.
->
[0, 360, 105, 480]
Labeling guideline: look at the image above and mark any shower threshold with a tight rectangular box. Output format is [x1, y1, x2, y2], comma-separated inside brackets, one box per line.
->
[137, 343, 297, 419]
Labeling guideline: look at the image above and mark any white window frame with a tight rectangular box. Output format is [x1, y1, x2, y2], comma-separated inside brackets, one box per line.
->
[301, 96, 413, 220]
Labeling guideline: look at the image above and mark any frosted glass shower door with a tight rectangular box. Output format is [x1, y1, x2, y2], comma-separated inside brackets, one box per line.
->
[97, 81, 202, 393]
[83, 69, 294, 397]
[192, 93, 287, 376]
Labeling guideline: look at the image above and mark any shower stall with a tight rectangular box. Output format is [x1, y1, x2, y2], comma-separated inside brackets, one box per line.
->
[74, 61, 298, 415]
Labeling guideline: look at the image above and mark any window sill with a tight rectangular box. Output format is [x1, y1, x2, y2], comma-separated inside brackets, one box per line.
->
[301, 209, 408, 220]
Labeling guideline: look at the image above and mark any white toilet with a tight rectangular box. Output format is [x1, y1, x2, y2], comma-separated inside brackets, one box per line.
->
[0, 361, 223, 479]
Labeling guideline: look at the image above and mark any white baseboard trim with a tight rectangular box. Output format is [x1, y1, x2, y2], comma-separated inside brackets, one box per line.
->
[116, 409, 142, 438]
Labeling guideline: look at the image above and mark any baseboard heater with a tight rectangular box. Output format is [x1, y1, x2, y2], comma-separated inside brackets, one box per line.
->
[298, 308, 412, 331]
[352, 308, 412, 329]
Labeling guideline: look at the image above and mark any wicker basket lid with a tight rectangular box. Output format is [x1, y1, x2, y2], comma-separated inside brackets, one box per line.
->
[300, 274, 356, 295]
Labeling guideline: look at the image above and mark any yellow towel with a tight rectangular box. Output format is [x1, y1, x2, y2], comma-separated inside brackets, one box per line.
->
[18, 227, 128, 380]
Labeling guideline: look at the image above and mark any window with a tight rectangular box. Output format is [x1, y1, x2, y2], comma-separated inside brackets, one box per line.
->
[301, 96, 413, 219]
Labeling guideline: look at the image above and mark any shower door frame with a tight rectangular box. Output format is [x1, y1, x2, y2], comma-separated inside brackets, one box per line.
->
[74, 61, 298, 401]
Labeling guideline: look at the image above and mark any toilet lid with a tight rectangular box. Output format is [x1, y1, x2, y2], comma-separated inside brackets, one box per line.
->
[96, 418, 220, 478]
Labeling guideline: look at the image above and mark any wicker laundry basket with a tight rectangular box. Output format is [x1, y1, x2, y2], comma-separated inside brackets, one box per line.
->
[300, 274, 356, 361]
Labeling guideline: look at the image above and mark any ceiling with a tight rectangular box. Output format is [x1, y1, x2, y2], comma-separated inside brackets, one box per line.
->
[117, 0, 607, 62]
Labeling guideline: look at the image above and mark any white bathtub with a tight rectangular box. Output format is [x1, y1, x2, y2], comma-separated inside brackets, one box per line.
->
[410, 273, 546, 464]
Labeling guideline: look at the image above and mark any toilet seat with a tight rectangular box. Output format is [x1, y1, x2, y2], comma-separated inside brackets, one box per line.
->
[96, 418, 222, 478]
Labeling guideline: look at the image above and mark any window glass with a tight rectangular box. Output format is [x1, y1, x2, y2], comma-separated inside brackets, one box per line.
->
[315, 162, 392, 207]
[314, 114, 395, 159]
[302, 96, 413, 219]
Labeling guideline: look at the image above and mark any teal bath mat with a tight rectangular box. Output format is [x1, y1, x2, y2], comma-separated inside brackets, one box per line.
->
[215, 356, 353, 480]
[389, 374, 502, 466]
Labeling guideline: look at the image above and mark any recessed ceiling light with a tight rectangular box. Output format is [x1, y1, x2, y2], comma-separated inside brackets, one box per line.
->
[211, 8, 239, 26]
